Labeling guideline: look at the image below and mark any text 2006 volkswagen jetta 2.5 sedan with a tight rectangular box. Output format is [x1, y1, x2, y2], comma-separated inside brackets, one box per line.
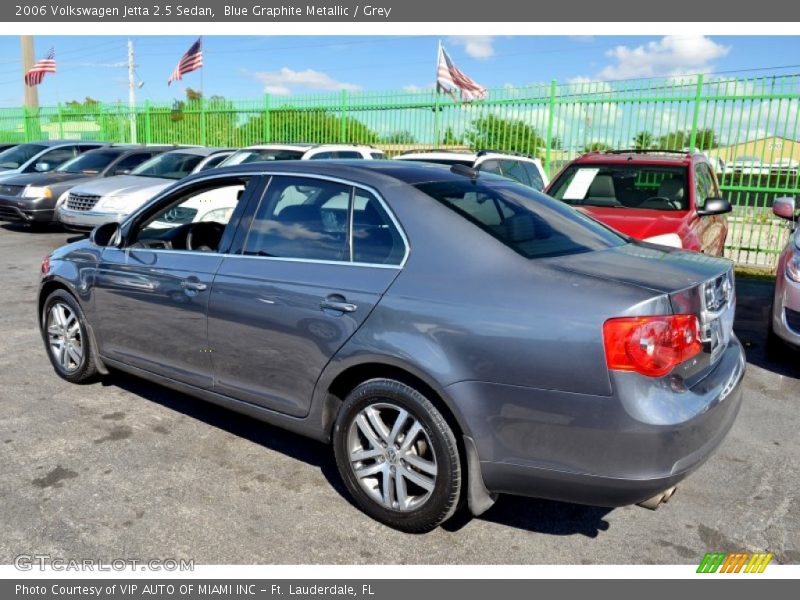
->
[38, 160, 745, 532]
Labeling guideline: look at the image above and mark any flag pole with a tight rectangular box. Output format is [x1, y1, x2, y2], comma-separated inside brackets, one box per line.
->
[434, 40, 441, 149]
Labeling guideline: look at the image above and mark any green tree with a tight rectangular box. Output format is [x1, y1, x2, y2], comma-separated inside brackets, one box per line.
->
[633, 130, 654, 150]
[464, 114, 545, 156]
[383, 130, 417, 144]
[441, 126, 463, 146]
[658, 128, 718, 151]
[238, 107, 380, 146]
[584, 141, 610, 152]
[550, 135, 563, 150]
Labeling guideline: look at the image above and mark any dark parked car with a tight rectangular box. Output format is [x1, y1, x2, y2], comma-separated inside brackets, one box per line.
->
[0, 145, 171, 226]
[38, 161, 744, 532]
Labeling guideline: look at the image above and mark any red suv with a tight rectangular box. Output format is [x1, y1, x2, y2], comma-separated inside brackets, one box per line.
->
[546, 150, 732, 255]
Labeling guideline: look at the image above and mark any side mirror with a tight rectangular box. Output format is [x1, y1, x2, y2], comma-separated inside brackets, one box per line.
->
[90, 222, 121, 248]
[772, 196, 797, 220]
[697, 197, 732, 216]
[34, 161, 51, 172]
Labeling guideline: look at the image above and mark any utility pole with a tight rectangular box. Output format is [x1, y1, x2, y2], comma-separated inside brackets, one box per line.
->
[128, 38, 137, 143]
[20, 35, 39, 110]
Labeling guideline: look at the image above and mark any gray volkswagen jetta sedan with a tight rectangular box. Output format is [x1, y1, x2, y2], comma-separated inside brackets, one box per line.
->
[38, 160, 745, 532]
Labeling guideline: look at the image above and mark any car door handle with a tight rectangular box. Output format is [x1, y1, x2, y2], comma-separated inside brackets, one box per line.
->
[320, 296, 357, 313]
[181, 280, 207, 292]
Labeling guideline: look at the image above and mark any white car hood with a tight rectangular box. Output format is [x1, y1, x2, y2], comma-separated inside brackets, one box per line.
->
[68, 174, 173, 198]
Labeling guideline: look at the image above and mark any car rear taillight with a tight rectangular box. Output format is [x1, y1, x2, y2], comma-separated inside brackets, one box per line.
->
[41, 255, 50, 275]
[603, 315, 702, 377]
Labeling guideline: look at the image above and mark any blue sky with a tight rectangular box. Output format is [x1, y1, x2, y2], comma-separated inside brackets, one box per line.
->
[0, 35, 797, 107]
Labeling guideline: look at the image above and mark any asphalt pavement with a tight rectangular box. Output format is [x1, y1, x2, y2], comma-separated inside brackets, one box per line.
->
[0, 223, 797, 565]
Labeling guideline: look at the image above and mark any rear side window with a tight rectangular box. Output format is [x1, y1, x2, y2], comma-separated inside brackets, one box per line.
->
[351, 189, 405, 265]
[243, 176, 404, 265]
[500, 160, 531, 186]
[415, 179, 625, 259]
[522, 162, 545, 191]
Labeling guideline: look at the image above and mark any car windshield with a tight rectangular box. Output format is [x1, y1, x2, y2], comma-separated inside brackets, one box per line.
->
[57, 150, 121, 174]
[0, 144, 46, 170]
[416, 177, 625, 259]
[130, 152, 204, 179]
[221, 148, 305, 166]
[548, 164, 690, 211]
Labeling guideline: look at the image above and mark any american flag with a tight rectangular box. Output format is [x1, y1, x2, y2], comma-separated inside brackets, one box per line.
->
[436, 44, 486, 101]
[167, 38, 203, 86]
[24, 48, 56, 87]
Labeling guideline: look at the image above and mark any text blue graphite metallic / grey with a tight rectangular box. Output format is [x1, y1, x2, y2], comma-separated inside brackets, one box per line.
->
[38, 160, 745, 532]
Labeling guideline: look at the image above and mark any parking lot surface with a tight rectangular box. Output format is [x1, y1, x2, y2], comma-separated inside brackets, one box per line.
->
[0, 223, 798, 565]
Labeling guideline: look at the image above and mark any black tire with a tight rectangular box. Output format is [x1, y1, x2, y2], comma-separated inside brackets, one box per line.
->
[333, 378, 461, 533]
[41, 289, 98, 383]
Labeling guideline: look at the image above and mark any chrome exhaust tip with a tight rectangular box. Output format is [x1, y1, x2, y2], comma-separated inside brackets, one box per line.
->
[637, 486, 677, 510]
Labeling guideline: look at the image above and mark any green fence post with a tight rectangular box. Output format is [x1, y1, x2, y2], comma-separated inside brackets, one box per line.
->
[200, 97, 207, 146]
[57, 102, 64, 139]
[545, 79, 557, 175]
[22, 106, 30, 141]
[434, 90, 441, 149]
[689, 73, 705, 150]
[339, 89, 349, 143]
[144, 100, 151, 144]
[264, 94, 271, 143]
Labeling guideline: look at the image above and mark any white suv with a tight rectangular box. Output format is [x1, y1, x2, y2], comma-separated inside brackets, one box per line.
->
[221, 143, 384, 166]
[395, 150, 549, 191]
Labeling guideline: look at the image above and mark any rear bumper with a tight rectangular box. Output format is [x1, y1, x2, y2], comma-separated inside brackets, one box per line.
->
[445, 335, 746, 506]
[0, 195, 54, 223]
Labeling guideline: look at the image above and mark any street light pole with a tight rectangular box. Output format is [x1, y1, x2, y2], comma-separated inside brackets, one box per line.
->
[128, 38, 137, 144]
[21, 35, 39, 110]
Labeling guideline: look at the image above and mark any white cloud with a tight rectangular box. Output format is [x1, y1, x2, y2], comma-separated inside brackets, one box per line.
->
[247, 67, 362, 95]
[448, 36, 495, 59]
[402, 84, 433, 93]
[597, 35, 730, 80]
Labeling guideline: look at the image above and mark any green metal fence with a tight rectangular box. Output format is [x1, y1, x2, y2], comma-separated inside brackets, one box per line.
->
[1, 73, 798, 268]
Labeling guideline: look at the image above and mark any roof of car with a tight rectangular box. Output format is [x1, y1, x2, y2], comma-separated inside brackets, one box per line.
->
[22, 140, 106, 147]
[191, 158, 509, 187]
[161, 146, 226, 157]
[240, 143, 378, 151]
[571, 150, 703, 166]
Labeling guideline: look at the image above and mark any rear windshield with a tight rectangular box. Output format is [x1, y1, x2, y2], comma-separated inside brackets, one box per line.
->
[415, 178, 625, 259]
[221, 148, 305, 166]
[549, 164, 689, 211]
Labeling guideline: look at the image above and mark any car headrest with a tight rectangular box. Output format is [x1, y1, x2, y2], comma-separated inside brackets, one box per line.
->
[587, 174, 615, 199]
[657, 177, 685, 201]
[354, 200, 383, 227]
[276, 204, 320, 223]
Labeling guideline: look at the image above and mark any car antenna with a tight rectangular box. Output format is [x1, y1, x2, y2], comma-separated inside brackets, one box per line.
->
[451, 163, 479, 182]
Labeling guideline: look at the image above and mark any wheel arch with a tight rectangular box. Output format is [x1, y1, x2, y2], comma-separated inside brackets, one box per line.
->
[38, 276, 108, 376]
[321, 360, 470, 443]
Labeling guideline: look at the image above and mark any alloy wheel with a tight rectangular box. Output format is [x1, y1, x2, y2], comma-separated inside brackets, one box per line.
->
[46, 302, 83, 373]
[346, 402, 438, 512]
